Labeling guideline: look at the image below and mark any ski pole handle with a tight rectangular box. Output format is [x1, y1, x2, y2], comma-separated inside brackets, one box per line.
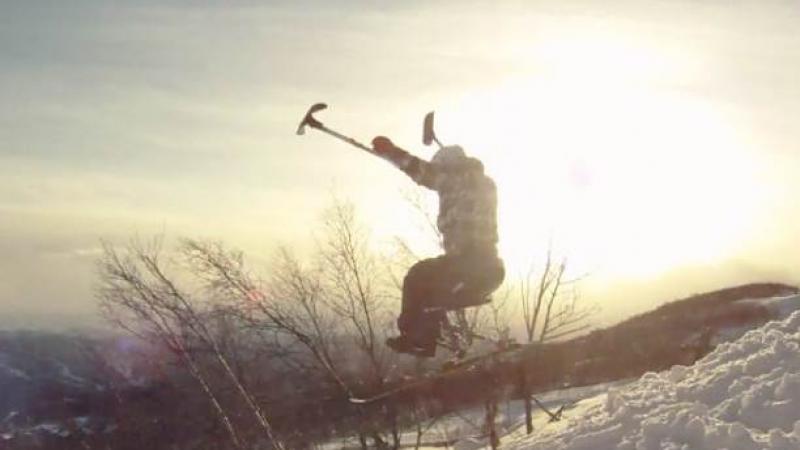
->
[316, 124, 375, 154]
[296, 103, 376, 155]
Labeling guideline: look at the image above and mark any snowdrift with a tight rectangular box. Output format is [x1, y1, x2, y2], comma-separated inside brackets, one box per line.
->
[502, 298, 800, 450]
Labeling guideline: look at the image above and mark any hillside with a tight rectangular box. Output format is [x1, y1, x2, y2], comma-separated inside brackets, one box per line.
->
[500, 292, 800, 449]
[1, 282, 797, 449]
[362, 283, 799, 410]
[323, 285, 800, 448]
[535, 282, 799, 388]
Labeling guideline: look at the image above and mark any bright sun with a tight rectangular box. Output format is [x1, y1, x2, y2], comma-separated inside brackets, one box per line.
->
[434, 32, 765, 281]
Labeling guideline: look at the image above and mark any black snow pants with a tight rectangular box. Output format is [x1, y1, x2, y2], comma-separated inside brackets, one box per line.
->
[397, 249, 505, 344]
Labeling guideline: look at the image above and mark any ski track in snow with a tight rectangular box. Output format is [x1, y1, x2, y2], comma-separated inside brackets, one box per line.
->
[499, 295, 800, 450]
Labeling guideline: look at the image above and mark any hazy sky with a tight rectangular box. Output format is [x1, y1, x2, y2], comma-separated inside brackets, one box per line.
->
[2, 1, 799, 328]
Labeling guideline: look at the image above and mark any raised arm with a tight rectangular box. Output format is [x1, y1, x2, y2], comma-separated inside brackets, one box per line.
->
[371, 136, 440, 190]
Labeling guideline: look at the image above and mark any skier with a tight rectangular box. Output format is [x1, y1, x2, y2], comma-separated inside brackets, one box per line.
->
[371, 136, 505, 357]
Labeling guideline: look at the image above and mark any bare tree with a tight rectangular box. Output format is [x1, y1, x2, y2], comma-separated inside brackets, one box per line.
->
[399, 184, 601, 443]
[183, 240, 351, 394]
[96, 237, 285, 449]
[514, 242, 597, 434]
[182, 200, 402, 448]
[462, 283, 511, 346]
[317, 201, 403, 447]
[317, 201, 394, 388]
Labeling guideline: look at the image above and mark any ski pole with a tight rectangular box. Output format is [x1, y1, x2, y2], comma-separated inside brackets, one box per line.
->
[422, 111, 445, 149]
[296, 103, 375, 154]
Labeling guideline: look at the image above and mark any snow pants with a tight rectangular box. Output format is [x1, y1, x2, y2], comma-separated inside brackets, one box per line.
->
[397, 250, 505, 342]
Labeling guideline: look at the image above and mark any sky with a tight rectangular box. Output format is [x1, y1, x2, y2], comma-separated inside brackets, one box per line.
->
[1, 0, 799, 329]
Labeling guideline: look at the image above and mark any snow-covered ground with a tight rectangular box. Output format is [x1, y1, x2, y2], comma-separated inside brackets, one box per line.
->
[324, 294, 800, 449]
[494, 294, 800, 449]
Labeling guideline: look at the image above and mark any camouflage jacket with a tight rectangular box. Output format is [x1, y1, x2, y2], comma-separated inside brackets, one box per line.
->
[379, 145, 499, 256]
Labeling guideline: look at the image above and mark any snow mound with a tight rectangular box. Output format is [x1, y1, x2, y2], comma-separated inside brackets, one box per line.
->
[503, 309, 800, 450]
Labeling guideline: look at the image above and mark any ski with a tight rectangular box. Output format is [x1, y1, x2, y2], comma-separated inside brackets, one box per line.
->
[349, 342, 526, 405]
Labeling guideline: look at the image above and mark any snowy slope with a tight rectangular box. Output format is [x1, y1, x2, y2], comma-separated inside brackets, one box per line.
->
[712, 293, 800, 344]
[741, 294, 800, 321]
[498, 294, 800, 450]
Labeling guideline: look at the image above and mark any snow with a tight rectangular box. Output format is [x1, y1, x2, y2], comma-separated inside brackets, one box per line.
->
[713, 294, 800, 346]
[0, 353, 31, 381]
[74, 416, 91, 433]
[56, 361, 88, 387]
[740, 294, 800, 320]
[497, 306, 800, 449]
[324, 294, 800, 449]
[33, 422, 71, 438]
[321, 381, 631, 450]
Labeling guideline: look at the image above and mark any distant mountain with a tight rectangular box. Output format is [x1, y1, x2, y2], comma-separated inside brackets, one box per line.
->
[0, 311, 101, 333]
[0, 330, 164, 448]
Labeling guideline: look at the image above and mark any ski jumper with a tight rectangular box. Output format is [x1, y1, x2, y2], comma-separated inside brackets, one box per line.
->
[373, 139, 505, 354]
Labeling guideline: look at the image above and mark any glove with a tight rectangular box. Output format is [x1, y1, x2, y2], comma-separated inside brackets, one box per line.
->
[371, 136, 395, 155]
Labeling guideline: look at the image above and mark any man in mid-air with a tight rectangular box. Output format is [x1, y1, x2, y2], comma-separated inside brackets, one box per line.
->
[371, 136, 505, 357]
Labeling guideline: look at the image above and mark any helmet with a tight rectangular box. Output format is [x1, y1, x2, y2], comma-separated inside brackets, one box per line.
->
[431, 145, 467, 166]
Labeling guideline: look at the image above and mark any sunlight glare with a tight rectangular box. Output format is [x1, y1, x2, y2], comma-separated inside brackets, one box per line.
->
[433, 33, 764, 281]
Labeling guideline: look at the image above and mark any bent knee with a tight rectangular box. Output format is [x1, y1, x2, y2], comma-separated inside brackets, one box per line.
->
[403, 258, 441, 286]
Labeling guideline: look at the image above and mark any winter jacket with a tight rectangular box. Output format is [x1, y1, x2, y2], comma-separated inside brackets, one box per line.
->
[378, 145, 499, 256]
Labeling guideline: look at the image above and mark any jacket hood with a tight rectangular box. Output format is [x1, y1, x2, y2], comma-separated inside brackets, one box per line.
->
[431, 146, 484, 173]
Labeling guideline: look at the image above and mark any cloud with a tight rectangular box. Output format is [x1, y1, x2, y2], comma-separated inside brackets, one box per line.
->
[2, 0, 800, 327]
